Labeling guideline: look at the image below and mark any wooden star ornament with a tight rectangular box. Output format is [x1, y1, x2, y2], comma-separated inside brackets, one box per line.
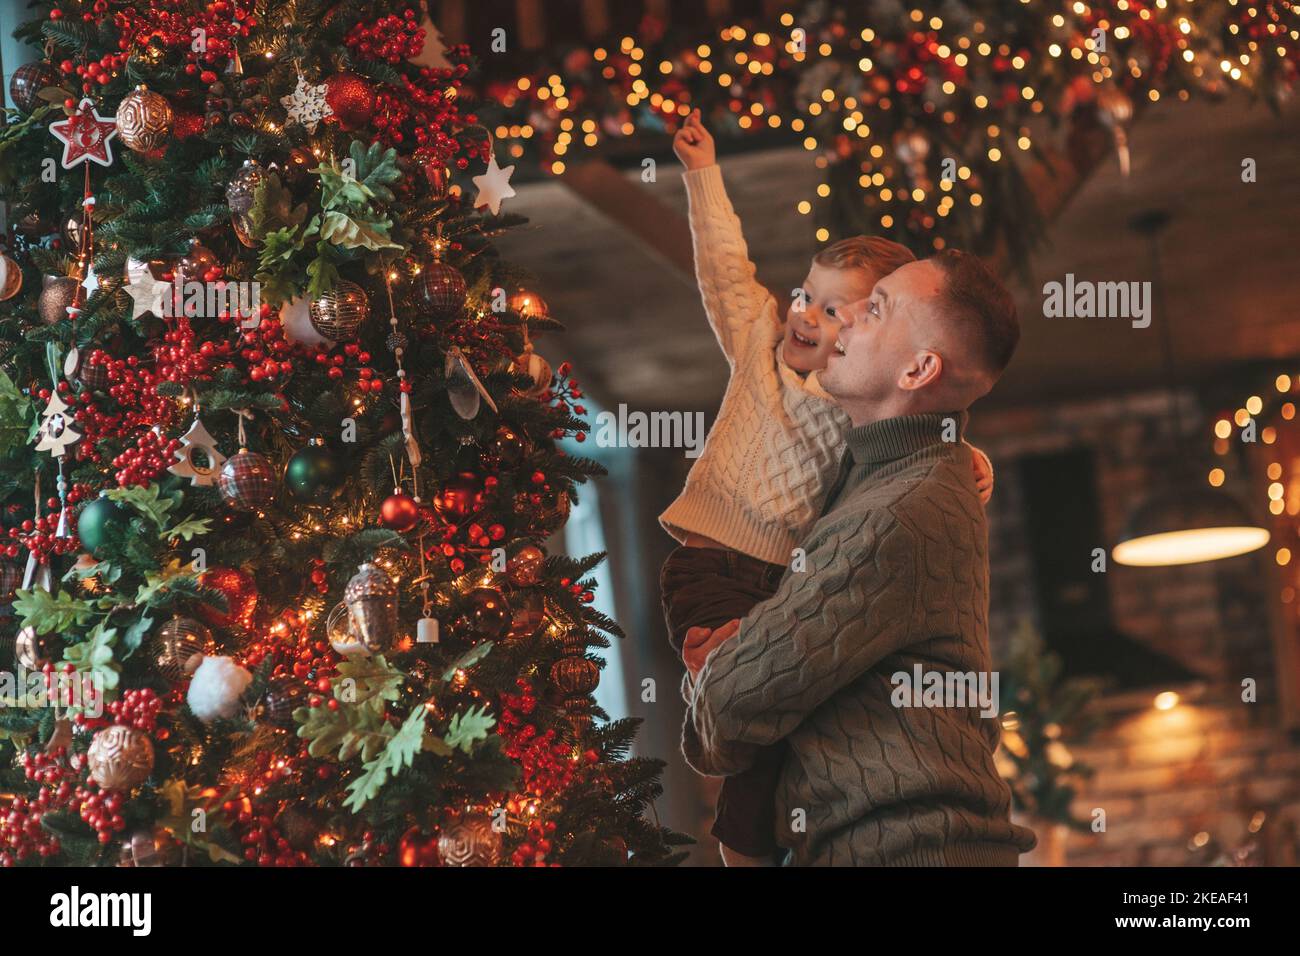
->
[49, 98, 117, 169]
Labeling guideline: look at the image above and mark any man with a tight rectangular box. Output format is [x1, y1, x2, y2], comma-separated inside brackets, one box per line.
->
[680, 250, 1038, 866]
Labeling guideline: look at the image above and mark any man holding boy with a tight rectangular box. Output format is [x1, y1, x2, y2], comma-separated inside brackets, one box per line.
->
[680, 248, 1037, 866]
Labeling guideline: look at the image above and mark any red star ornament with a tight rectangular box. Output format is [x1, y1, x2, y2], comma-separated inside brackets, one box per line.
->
[49, 98, 118, 169]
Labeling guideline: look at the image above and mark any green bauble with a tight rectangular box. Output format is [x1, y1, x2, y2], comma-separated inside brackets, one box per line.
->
[78, 496, 128, 554]
[284, 443, 343, 503]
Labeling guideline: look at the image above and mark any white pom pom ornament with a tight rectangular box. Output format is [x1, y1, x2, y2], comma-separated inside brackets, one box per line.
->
[186, 655, 253, 723]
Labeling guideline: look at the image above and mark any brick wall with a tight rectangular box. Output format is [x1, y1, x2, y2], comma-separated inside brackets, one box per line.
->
[973, 386, 1300, 866]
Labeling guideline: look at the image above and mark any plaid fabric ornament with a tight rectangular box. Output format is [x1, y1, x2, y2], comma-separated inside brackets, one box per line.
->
[218, 449, 276, 510]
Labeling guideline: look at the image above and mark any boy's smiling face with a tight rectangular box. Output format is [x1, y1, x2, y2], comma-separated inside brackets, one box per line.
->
[783, 261, 880, 373]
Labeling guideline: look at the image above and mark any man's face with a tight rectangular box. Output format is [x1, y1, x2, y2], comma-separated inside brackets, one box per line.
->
[820, 259, 947, 405]
[782, 262, 879, 374]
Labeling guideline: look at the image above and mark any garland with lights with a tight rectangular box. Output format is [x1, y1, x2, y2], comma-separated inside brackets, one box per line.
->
[0, 0, 685, 867]
[479, 0, 1298, 263]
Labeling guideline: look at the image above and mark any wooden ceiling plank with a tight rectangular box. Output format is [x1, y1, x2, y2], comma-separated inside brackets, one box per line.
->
[559, 159, 697, 281]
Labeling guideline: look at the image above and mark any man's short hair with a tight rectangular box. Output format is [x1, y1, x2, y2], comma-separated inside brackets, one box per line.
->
[814, 236, 916, 278]
[928, 249, 1020, 377]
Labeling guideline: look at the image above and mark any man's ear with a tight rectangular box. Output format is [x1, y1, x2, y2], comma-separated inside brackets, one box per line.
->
[898, 349, 942, 391]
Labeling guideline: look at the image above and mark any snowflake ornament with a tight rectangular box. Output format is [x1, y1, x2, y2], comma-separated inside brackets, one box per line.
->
[280, 74, 332, 133]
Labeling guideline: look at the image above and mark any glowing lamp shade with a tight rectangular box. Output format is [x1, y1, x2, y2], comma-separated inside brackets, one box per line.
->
[1112, 487, 1269, 567]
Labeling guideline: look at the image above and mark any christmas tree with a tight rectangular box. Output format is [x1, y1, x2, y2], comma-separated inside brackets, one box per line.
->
[0, 1, 685, 867]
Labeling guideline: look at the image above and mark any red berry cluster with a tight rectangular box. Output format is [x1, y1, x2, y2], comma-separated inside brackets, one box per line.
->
[79, 786, 129, 844]
[66, 358, 175, 466]
[547, 362, 590, 444]
[236, 307, 299, 383]
[8, 495, 84, 564]
[428, 506, 507, 576]
[223, 785, 311, 867]
[511, 817, 559, 868]
[105, 688, 163, 732]
[58, 44, 128, 95]
[313, 341, 381, 393]
[0, 749, 78, 864]
[344, 9, 426, 64]
[112, 2, 255, 80]
[111, 428, 181, 487]
[240, 609, 336, 684]
[557, 576, 596, 605]
[498, 679, 576, 800]
[371, 64, 473, 158]
[154, 321, 230, 384]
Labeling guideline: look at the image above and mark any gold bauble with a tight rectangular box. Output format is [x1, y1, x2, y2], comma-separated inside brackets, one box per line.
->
[437, 812, 502, 867]
[87, 725, 155, 790]
[309, 280, 369, 341]
[151, 616, 216, 683]
[116, 86, 173, 153]
[0, 254, 23, 301]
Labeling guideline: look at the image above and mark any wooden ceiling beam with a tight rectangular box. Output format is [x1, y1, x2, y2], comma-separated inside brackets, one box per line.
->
[559, 159, 697, 281]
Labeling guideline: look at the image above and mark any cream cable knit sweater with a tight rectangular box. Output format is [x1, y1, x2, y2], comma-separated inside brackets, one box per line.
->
[658, 165, 850, 566]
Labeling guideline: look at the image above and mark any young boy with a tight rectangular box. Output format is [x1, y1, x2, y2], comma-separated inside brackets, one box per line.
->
[659, 109, 993, 866]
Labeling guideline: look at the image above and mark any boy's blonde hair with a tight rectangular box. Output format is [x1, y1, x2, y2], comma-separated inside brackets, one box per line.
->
[813, 236, 916, 278]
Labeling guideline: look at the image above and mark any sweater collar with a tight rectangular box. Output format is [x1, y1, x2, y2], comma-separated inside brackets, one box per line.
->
[845, 411, 968, 465]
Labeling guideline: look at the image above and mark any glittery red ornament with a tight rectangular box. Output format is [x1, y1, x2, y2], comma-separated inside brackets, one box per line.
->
[325, 71, 375, 130]
[419, 260, 466, 319]
[380, 492, 420, 532]
[172, 110, 205, 140]
[196, 566, 260, 632]
[398, 826, 442, 867]
[434, 471, 485, 523]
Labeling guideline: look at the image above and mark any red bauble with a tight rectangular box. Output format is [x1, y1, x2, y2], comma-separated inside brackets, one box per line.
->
[434, 471, 485, 523]
[380, 492, 420, 532]
[325, 72, 376, 130]
[196, 566, 260, 632]
[398, 826, 442, 867]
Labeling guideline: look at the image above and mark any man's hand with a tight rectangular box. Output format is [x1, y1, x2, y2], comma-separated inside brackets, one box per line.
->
[683, 618, 741, 677]
[673, 109, 716, 170]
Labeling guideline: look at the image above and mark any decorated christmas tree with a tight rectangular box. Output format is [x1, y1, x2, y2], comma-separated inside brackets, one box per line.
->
[0, 1, 684, 867]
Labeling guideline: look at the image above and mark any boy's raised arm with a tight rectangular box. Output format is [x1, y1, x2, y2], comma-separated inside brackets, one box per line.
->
[673, 110, 776, 362]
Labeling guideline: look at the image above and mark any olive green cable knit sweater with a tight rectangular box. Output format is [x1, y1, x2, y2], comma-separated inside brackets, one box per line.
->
[682, 411, 1037, 866]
